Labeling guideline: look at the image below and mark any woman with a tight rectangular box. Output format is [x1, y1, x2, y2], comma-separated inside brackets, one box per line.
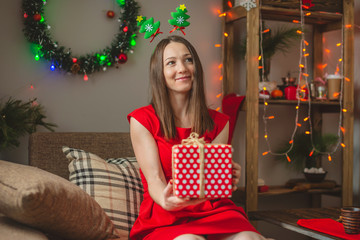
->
[128, 36, 268, 240]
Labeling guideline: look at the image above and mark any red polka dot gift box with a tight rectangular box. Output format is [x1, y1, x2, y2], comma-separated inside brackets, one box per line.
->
[172, 133, 233, 199]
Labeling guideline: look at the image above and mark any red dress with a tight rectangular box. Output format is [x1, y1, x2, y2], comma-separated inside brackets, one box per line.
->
[127, 105, 258, 240]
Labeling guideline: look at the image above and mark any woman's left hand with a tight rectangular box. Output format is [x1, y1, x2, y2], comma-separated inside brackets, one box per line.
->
[232, 161, 241, 191]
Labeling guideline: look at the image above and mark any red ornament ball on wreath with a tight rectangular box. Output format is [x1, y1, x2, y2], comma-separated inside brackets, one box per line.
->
[118, 53, 127, 64]
[106, 10, 115, 18]
[33, 14, 42, 21]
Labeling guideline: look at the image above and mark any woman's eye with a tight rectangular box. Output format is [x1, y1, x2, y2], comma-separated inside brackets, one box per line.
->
[185, 57, 193, 63]
[167, 61, 175, 66]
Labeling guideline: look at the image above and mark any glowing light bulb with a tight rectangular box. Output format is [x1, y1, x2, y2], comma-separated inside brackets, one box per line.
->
[72, 58, 77, 63]
[340, 127, 345, 134]
[130, 39, 136, 46]
[117, 0, 125, 6]
[328, 154, 332, 161]
[50, 64, 55, 71]
[34, 54, 40, 61]
[262, 152, 269, 156]
[84, 74, 88, 81]
[123, 26, 128, 32]
[309, 150, 314, 156]
[286, 154, 291, 162]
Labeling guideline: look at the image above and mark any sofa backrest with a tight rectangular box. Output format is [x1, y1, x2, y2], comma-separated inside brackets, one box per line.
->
[29, 132, 134, 179]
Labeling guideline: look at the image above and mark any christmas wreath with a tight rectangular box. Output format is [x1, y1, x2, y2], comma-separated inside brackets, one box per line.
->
[22, 0, 140, 79]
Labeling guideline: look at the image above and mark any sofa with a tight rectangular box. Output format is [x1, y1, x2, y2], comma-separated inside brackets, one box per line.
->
[0, 132, 143, 240]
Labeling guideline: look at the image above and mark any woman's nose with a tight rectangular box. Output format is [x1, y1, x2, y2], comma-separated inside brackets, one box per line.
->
[177, 61, 187, 73]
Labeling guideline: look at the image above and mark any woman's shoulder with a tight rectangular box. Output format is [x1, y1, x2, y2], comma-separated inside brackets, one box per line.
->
[127, 104, 157, 122]
[127, 104, 160, 135]
[130, 104, 155, 115]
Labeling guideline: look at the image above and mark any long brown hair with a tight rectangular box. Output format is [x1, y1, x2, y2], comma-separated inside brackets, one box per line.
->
[150, 36, 214, 140]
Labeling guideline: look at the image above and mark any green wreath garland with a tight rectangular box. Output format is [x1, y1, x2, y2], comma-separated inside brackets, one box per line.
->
[22, 0, 140, 79]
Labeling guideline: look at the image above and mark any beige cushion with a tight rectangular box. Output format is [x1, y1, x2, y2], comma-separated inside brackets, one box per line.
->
[0, 160, 120, 240]
[63, 147, 143, 238]
[0, 214, 48, 240]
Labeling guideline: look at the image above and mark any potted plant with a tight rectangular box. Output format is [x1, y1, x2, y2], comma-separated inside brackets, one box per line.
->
[0, 98, 57, 151]
[238, 24, 301, 82]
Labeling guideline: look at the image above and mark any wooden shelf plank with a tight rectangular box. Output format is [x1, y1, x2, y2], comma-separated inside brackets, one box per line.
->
[225, 5, 342, 26]
[232, 185, 341, 202]
[238, 98, 341, 112]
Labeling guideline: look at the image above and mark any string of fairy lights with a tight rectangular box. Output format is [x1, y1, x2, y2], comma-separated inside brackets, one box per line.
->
[217, 1, 350, 166]
[259, 1, 347, 163]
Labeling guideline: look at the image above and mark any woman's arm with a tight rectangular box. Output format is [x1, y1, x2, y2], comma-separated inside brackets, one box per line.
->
[130, 117, 207, 211]
[211, 121, 240, 191]
[212, 121, 230, 144]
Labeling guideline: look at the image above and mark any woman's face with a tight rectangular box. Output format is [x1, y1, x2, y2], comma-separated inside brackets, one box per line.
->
[163, 42, 194, 95]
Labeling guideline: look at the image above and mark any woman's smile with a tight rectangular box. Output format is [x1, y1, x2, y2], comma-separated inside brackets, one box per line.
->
[175, 76, 191, 81]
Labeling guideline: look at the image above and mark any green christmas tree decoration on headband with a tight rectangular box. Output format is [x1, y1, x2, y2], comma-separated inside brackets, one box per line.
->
[168, 4, 190, 35]
[137, 15, 162, 43]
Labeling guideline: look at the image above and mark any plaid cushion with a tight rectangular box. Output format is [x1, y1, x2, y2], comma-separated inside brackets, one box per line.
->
[63, 146, 143, 238]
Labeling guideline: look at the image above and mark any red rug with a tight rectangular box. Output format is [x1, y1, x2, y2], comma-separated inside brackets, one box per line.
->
[297, 218, 360, 240]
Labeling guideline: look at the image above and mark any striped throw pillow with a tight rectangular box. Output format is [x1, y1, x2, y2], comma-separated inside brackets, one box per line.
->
[63, 146, 143, 239]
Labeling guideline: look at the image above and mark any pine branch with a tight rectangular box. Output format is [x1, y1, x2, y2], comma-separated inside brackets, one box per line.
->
[238, 26, 301, 60]
[273, 132, 339, 172]
[0, 98, 57, 151]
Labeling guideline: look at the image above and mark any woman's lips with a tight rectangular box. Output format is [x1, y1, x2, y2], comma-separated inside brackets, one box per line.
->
[176, 76, 191, 81]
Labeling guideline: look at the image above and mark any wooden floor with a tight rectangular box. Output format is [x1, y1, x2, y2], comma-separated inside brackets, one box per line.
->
[248, 208, 342, 240]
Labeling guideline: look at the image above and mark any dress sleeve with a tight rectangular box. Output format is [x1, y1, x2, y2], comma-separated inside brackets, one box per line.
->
[208, 109, 230, 142]
[127, 106, 157, 136]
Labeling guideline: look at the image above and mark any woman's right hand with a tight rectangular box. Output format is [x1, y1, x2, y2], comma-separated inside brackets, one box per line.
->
[161, 179, 208, 211]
